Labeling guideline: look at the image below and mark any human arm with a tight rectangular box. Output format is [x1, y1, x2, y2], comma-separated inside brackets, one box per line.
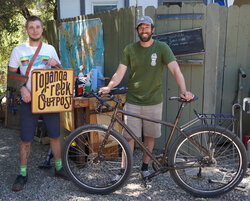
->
[167, 60, 194, 101]
[8, 66, 18, 73]
[19, 85, 32, 103]
[99, 64, 128, 94]
[8, 66, 31, 103]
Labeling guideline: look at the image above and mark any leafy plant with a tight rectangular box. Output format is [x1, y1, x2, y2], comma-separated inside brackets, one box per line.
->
[0, 0, 58, 91]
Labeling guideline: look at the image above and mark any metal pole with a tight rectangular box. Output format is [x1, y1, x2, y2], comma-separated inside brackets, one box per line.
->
[232, 103, 242, 141]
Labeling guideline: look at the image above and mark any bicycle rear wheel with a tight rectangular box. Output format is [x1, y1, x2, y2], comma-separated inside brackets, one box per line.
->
[168, 125, 247, 198]
[62, 124, 133, 194]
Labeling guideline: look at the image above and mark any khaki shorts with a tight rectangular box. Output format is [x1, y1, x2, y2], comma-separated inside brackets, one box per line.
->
[122, 102, 163, 139]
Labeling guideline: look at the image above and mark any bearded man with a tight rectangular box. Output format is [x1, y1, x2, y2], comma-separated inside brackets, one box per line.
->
[99, 16, 194, 181]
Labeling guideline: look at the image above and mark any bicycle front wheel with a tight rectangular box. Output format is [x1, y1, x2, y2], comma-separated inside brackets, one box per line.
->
[62, 124, 133, 194]
[168, 125, 247, 198]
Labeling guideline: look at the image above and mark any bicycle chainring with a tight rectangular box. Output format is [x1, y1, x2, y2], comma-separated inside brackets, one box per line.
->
[152, 154, 168, 172]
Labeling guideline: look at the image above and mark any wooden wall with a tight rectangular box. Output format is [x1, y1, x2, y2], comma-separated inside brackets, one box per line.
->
[148, 4, 250, 148]
[222, 5, 250, 137]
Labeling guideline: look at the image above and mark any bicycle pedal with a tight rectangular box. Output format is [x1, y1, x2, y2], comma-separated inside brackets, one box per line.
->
[38, 164, 53, 169]
[140, 174, 152, 186]
[38, 161, 53, 169]
[141, 178, 152, 188]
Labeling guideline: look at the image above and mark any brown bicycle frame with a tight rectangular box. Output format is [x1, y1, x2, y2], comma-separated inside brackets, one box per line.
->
[100, 99, 210, 171]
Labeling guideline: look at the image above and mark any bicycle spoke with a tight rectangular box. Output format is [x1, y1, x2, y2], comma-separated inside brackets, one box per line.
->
[63, 127, 131, 192]
[169, 126, 246, 197]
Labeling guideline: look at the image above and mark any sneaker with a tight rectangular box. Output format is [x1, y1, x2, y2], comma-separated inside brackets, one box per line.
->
[55, 168, 70, 180]
[12, 175, 28, 192]
[140, 170, 150, 180]
[140, 170, 152, 187]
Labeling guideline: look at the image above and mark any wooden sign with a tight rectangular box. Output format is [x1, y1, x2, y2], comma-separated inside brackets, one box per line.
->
[31, 69, 74, 113]
[153, 28, 205, 56]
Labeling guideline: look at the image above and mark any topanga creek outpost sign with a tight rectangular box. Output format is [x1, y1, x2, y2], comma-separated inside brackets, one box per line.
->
[31, 69, 74, 113]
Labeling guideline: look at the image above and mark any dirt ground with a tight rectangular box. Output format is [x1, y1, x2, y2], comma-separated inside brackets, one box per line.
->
[0, 123, 249, 201]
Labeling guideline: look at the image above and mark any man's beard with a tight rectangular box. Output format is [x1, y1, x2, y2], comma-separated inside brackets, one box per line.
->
[29, 36, 41, 42]
[138, 32, 153, 42]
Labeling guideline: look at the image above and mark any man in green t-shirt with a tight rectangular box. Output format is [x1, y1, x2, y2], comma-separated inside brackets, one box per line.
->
[99, 16, 194, 181]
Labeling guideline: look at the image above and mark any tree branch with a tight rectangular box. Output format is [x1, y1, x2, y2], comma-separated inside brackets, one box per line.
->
[21, 6, 31, 19]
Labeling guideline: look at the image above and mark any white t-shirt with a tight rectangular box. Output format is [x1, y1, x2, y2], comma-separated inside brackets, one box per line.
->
[8, 42, 61, 92]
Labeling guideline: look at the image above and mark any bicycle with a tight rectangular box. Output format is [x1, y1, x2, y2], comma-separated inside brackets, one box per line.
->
[62, 92, 248, 198]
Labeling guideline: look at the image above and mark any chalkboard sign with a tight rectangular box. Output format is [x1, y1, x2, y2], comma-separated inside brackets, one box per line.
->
[153, 28, 205, 56]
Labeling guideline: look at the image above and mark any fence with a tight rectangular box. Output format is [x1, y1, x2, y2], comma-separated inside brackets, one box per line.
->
[46, 4, 250, 149]
[222, 5, 250, 135]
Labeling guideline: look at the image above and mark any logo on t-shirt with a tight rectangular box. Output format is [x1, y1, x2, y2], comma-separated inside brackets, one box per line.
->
[151, 53, 157, 66]
[20, 55, 50, 67]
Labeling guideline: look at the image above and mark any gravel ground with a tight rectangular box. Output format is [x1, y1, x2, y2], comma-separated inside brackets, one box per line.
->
[0, 125, 249, 201]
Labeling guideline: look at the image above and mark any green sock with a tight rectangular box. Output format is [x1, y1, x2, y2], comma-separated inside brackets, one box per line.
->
[55, 159, 62, 171]
[20, 165, 27, 176]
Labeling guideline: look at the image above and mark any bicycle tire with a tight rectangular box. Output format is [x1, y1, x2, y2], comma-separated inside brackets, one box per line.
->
[168, 125, 247, 198]
[62, 124, 133, 194]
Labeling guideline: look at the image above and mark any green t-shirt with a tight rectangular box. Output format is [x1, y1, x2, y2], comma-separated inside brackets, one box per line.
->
[120, 40, 176, 105]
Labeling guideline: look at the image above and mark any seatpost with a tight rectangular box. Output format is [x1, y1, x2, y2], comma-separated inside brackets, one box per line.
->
[162, 102, 186, 161]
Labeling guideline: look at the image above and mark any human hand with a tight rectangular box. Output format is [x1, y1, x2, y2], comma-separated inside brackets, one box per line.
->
[180, 91, 194, 101]
[20, 86, 31, 103]
[45, 58, 62, 69]
[98, 86, 111, 94]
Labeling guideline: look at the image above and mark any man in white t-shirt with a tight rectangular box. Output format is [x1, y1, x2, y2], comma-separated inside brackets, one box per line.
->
[8, 16, 69, 192]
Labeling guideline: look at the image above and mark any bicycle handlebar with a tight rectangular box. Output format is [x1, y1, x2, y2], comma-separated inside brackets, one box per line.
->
[169, 95, 198, 103]
[91, 92, 120, 110]
[91, 92, 198, 111]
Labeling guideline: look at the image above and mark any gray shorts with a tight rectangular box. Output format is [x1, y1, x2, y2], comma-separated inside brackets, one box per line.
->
[122, 102, 163, 139]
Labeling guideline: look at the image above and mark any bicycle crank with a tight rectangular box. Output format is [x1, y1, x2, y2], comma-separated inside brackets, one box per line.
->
[152, 154, 168, 172]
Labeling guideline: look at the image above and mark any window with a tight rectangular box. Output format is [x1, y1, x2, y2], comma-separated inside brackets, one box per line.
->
[93, 4, 117, 13]
[161, 0, 205, 7]
[163, 2, 182, 7]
